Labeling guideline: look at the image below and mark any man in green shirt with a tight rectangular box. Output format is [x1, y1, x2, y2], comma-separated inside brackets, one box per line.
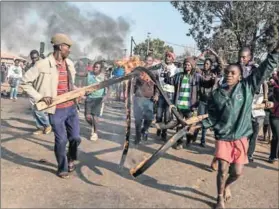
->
[164, 57, 200, 149]
[84, 61, 107, 141]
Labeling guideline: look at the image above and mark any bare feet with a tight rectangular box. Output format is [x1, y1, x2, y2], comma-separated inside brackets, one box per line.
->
[215, 195, 225, 209]
[224, 187, 232, 203]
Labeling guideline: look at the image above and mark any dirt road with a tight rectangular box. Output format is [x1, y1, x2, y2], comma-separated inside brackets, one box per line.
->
[1, 97, 278, 208]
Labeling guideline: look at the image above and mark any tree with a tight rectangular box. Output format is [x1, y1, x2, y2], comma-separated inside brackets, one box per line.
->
[133, 38, 173, 60]
[171, 1, 279, 61]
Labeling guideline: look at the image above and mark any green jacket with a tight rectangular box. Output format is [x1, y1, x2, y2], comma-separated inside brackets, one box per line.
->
[202, 52, 279, 141]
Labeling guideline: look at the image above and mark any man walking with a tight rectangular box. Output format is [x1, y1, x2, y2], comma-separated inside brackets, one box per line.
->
[21, 33, 81, 179]
[239, 47, 266, 162]
[25, 50, 52, 135]
[7, 59, 23, 101]
[156, 51, 179, 141]
[84, 61, 107, 141]
[133, 55, 159, 145]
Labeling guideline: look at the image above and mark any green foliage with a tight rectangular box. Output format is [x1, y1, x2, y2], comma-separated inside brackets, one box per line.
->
[171, 1, 279, 61]
[133, 38, 173, 60]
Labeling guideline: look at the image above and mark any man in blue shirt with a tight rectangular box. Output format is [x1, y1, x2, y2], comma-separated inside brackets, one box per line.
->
[112, 65, 125, 101]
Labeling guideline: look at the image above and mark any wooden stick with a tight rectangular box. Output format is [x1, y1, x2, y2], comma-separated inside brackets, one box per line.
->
[119, 80, 132, 169]
[130, 101, 275, 178]
[35, 71, 138, 111]
[130, 128, 187, 178]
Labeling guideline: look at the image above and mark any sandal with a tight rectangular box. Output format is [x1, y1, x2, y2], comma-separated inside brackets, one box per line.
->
[57, 172, 69, 179]
[68, 161, 76, 173]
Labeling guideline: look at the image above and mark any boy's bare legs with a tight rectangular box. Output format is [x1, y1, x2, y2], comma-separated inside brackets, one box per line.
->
[224, 163, 244, 202]
[216, 159, 229, 208]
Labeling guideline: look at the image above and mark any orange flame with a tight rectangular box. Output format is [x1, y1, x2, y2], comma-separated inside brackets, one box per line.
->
[115, 56, 155, 82]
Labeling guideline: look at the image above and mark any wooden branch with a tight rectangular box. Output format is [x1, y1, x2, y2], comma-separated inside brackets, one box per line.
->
[119, 80, 132, 169]
[130, 102, 275, 178]
[130, 128, 187, 178]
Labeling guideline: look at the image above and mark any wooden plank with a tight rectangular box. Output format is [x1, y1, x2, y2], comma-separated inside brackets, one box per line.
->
[35, 72, 137, 111]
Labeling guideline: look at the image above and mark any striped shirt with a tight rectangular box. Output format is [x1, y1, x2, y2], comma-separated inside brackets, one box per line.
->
[177, 75, 190, 110]
[56, 60, 74, 109]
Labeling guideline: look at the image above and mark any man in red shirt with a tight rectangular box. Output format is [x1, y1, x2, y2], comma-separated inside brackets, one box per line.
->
[21, 33, 81, 179]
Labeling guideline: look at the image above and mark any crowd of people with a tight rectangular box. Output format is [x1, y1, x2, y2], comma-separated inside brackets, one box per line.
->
[2, 32, 279, 209]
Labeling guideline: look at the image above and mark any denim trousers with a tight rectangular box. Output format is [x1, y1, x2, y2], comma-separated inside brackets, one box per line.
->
[248, 116, 264, 158]
[49, 105, 81, 173]
[31, 104, 50, 129]
[10, 79, 20, 98]
[196, 101, 208, 143]
[133, 96, 154, 142]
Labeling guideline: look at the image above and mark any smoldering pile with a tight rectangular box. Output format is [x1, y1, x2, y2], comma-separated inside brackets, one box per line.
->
[1, 2, 131, 59]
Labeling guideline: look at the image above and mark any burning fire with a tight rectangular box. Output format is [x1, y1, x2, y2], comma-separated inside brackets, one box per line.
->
[115, 56, 160, 82]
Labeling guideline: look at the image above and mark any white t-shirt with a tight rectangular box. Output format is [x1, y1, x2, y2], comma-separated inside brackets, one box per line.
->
[252, 85, 265, 118]
[7, 65, 22, 79]
[158, 63, 179, 93]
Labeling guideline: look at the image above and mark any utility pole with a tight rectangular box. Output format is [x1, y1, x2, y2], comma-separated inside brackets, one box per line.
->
[130, 36, 133, 57]
[147, 32, 151, 55]
[124, 49, 127, 57]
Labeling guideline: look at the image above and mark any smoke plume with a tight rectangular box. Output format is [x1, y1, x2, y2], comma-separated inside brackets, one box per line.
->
[1, 2, 131, 60]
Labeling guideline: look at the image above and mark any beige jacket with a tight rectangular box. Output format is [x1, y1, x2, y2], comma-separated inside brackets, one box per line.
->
[21, 54, 76, 114]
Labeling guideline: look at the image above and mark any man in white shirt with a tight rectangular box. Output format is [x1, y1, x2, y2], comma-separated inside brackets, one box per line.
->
[7, 59, 23, 101]
[239, 47, 266, 162]
[156, 51, 180, 141]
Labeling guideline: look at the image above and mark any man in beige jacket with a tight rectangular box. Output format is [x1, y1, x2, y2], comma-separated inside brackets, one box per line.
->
[21, 33, 81, 179]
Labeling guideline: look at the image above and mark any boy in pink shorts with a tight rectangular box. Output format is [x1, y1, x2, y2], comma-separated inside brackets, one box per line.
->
[193, 44, 279, 209]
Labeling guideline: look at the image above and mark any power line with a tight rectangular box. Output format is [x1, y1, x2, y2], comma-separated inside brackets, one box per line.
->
[164, 41, 196, 50]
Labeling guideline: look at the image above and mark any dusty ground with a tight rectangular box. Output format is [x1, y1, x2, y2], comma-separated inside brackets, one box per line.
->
[1, 96, 278, 208]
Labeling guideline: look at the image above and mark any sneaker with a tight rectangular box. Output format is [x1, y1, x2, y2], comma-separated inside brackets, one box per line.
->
[44, 126, 52, 134]
[14, 97, 17, 100]
[90, 133, 98, 141]
[268, 158, 277, 164]
[248, 156, 254, 163]
[33, 129, 44, 135]
[10, 97, 13, 100]
[200, 142, 206, 147]
[142, 132, 148, 141]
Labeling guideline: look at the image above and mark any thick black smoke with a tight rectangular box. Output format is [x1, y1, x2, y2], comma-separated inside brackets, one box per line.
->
[1, 2, 130, 59]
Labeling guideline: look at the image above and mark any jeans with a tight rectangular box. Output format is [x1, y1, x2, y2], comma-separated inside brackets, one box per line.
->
[115, 81, 126, 100]
[31, 104, 50, 129]
[174, 109, 192, 147]
[49, 105, 81, 173]
[248, 116, 264, 158]
[10, 78, 20, 99]
[133, 96, 154, 142]
[1, 71, 5, 83]
[156, 93, 174, 136]
[269, 116, 279, 159]
[196, 102, 208, 143]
